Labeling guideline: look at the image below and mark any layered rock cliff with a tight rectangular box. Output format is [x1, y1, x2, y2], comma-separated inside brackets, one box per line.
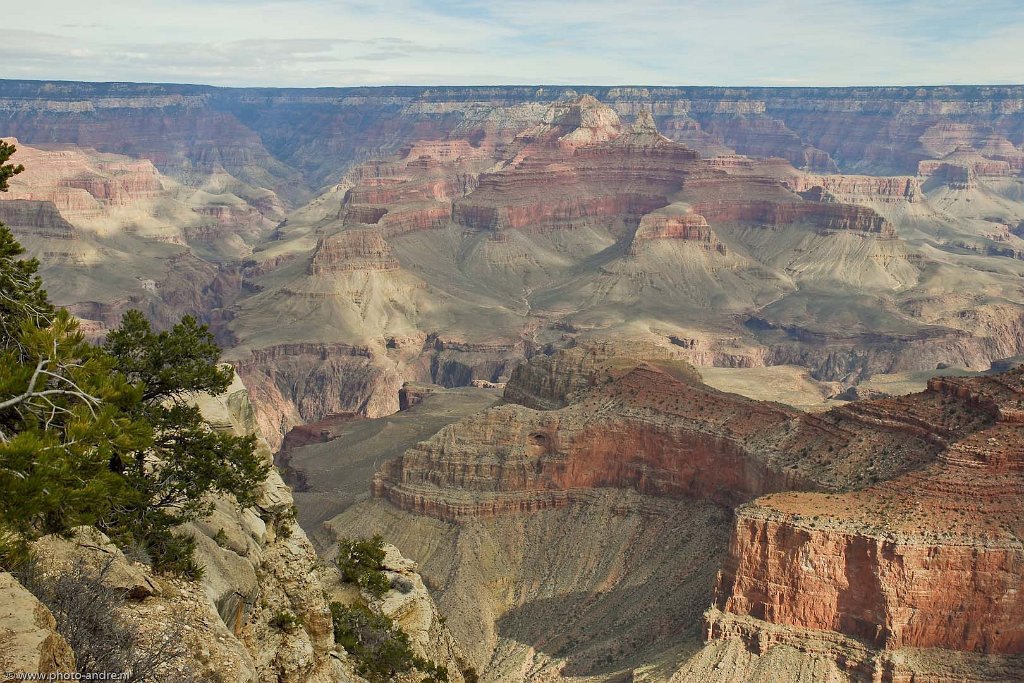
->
[6, 81, 1024, 184]
[713, 374, 1024, 660]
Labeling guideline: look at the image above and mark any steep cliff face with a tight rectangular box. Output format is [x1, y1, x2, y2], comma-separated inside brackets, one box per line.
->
[377, 345, 1002, 517]
[180, 375, 351, 681]
[309, 230, 400, 274]
[716, 505, 1022, 653]
[229, 343, 405, 451]
[698, 371, 1024, 681]
[629, 207, 728, 254]
[373, 358, 814, 520]
[784, 174, 922, 204]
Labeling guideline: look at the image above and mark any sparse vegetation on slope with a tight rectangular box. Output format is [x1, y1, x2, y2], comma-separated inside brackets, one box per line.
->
[15, 557, 207, 682]
[330, 601, 449, 683]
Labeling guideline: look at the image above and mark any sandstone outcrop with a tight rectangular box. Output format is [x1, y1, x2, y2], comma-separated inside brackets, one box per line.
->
[164, 375, 350, 681]
[31, 527, 162, 600]
[695, 370, 1024, 680]
[629, 205, 728, 254]
[784, 173, 922, 204]
[919, 146, 1014, 189]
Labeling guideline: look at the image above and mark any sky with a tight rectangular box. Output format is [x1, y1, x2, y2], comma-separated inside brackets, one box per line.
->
[3, 0, 1024, 88]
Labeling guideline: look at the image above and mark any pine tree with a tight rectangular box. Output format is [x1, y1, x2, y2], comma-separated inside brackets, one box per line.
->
[0, 139, 25, 192]
[104, 311, 269, 524]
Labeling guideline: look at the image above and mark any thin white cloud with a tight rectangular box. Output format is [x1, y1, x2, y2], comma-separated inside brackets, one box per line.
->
[1, 0, 1022, 86]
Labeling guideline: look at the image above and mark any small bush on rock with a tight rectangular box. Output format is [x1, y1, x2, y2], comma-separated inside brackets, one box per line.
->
[336, 535, 391, 597]
[145, 528, 204, 581]
[270, 610, 300, 632]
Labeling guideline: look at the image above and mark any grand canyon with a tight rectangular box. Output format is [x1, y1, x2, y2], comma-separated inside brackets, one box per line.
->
[2, 79, 1023, 682]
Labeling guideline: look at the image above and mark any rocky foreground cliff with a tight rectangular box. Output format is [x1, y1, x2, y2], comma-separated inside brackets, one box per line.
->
[0, 374, 466, 682]
[315, 344, 1024, 683]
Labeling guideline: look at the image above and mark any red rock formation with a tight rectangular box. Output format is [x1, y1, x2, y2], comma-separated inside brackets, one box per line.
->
[445, 97, 895, 240]
[449, 99, 701, 233]
[690, 199, 894, 235]
[373, 360, 811, 519]
[919, 123, 1024, 173]
[376, 203, 451, 237]
[0, 139, 163, 219]
[398, 383, 437, 411]
[309, 229, 399, 274]
[918, 146, 1013, 189]
[630, 209, 727, 253]
[715, 505, 1023, 653]
[190, 203, 267, 236]
[454, 191, 667, 233]
[712, 370, 1024, 660]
